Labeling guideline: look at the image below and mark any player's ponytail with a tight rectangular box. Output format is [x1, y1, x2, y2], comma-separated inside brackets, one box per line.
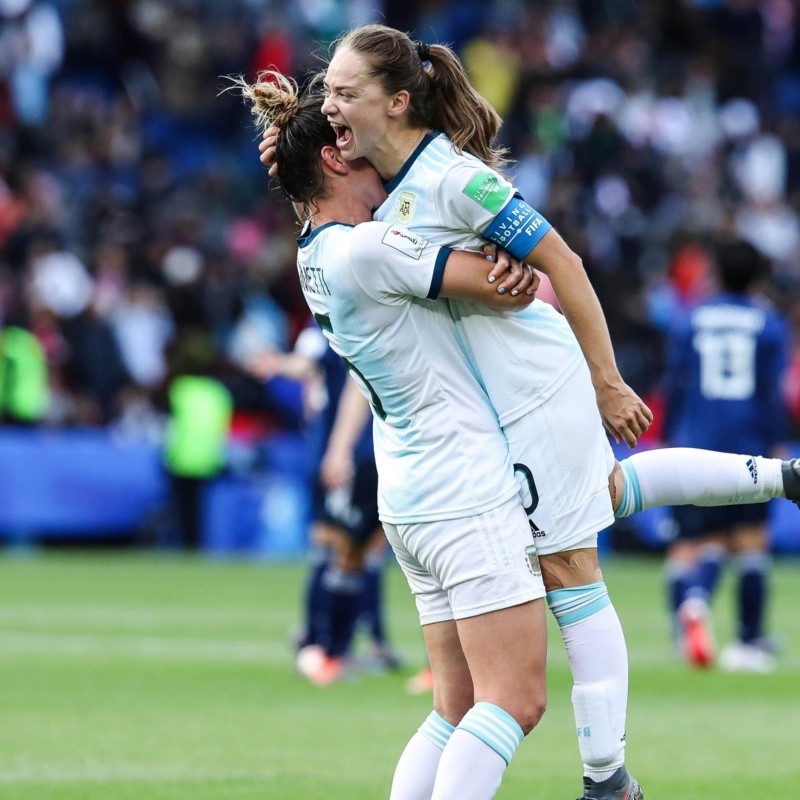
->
[232, 71, 336, 210]
[335, 25, 508, 170]
[424, 44, 509, 170]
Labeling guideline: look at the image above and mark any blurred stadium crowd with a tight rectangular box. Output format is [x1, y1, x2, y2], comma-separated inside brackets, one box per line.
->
[1, 0, 800, 437]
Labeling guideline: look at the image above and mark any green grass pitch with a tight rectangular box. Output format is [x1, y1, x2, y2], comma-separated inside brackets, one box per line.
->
[0, 551, 798, 799]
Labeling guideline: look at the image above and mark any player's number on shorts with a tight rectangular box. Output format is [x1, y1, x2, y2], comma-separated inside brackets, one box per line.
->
[693, 330, 756, 401]
[314, 313, 387, 420]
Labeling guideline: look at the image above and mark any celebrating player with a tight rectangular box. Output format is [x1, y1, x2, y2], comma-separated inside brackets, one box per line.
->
[240, 72, 549, 799]
[258, 24, 800, 800]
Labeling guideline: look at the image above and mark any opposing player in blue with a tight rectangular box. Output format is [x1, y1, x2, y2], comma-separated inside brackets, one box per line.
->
[250, 323, 397, 685]
[663, 239, 794, 672]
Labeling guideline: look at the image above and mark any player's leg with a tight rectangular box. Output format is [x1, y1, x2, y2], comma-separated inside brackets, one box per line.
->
[504, 364, 641, 799]
[326, 532, 366, 657]
[295, 521, 333, 650]
[296, 523, 365, 685]
[719, 516, 776, 673]
[390, 619, 470, 800]
[435, 598, 547, 800]
[612, 448, 798, 518]
[386, 497, 547, 800]
[303, 462, 383, 684]
[540, 547, 641, 800]
[664, 507, 718, 668]
[694, 537, 727, 605]
[384, 522, 460, 800]
[349, 457, 391, 658]
[296, 472, 339, 657]
[360, 527, 403, 670]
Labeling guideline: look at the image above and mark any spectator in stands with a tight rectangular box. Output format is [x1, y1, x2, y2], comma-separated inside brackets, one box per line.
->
[249, 323, 400, 685]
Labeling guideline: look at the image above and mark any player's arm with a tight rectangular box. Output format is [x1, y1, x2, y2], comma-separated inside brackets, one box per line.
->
[320, 375, 371, 490]
[447, 164, 652, 445]
[349, 221, 534, 312]
[521, 228, 652, 446]
[440, 249, 537, 310]
[247, 348, 317, 381]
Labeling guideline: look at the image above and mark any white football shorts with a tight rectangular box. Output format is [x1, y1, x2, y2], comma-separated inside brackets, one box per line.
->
[383, 493, 546, 626]
[504, 359, 616, 555]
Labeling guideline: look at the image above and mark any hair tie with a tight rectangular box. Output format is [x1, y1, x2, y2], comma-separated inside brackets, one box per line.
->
[416, 41, 431, 62]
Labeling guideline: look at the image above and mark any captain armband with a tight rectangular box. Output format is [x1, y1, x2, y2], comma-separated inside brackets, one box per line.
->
[482, 196, 552, 261]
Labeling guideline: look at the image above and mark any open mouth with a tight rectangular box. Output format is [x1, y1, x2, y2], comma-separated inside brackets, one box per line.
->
[333, 124, 353, 149]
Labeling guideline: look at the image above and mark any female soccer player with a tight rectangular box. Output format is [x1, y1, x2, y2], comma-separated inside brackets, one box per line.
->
[240, 72, 549, 800]
[260, 24, 800, 800]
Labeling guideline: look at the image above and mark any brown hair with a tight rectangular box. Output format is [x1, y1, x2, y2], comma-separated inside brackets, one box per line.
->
[334, 24, 508, 169]
[233, 71, 335, 213]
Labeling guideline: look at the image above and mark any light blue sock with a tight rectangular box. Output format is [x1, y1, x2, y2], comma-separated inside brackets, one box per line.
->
[419, 710, 456, 750]
[614, 460, 643, 519]
[547, 583, 611, 628]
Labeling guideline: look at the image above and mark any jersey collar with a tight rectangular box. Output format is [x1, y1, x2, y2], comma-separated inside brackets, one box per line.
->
[297, 220, 353, 247]
[384, 131, 440, 194]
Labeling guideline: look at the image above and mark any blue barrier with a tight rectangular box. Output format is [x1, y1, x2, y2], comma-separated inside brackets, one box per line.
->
[0, 428, 166, 537]
[0, 429, 311, 557]
[203, 473, 310, 558]
[0, 430, 796, 555]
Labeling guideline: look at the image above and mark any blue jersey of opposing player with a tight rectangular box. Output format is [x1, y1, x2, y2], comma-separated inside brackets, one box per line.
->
[664, 243, 790, 456]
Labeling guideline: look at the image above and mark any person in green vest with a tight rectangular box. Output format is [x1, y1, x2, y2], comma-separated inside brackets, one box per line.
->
[0, 326, 49, 424]
[163, 331, 233, 550]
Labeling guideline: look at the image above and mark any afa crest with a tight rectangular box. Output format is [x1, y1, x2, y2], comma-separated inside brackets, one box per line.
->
[395, 191, 416, 224]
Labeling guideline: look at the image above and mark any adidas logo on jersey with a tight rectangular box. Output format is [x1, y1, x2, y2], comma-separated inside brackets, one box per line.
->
[746, 457, 758, 484]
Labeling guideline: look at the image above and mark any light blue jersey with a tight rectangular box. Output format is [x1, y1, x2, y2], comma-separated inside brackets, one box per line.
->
[296, 219, 519, 524]
[375, 132, 583, 426]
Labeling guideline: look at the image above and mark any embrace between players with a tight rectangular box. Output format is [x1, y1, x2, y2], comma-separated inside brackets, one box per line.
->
[234, 23, 798, 800]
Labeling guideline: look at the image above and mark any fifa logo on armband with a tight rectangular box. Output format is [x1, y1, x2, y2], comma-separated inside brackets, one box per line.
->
[395, 191, 416, 224]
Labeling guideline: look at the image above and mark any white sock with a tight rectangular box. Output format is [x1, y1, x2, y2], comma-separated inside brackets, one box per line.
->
[391, 711, 454, 800]
[431, 702, 523, 800]
[616, 449, 784, 518]
[548, 586, 628, 782]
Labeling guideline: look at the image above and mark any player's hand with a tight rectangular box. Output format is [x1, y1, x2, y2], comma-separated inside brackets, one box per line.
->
[247, 348, 282, 380]
[320, 446, 354, 490]
[596, 381, 653, 448]
[259, 126, 280, 177]
[484, 245, 539, 297]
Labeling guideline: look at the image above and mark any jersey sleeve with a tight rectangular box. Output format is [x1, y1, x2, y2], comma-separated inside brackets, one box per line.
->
[437, 160, 552, 261]
[346, 221, 452, 304]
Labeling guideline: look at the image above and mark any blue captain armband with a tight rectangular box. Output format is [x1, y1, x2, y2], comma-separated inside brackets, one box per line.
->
[482, 196, 552, 261]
